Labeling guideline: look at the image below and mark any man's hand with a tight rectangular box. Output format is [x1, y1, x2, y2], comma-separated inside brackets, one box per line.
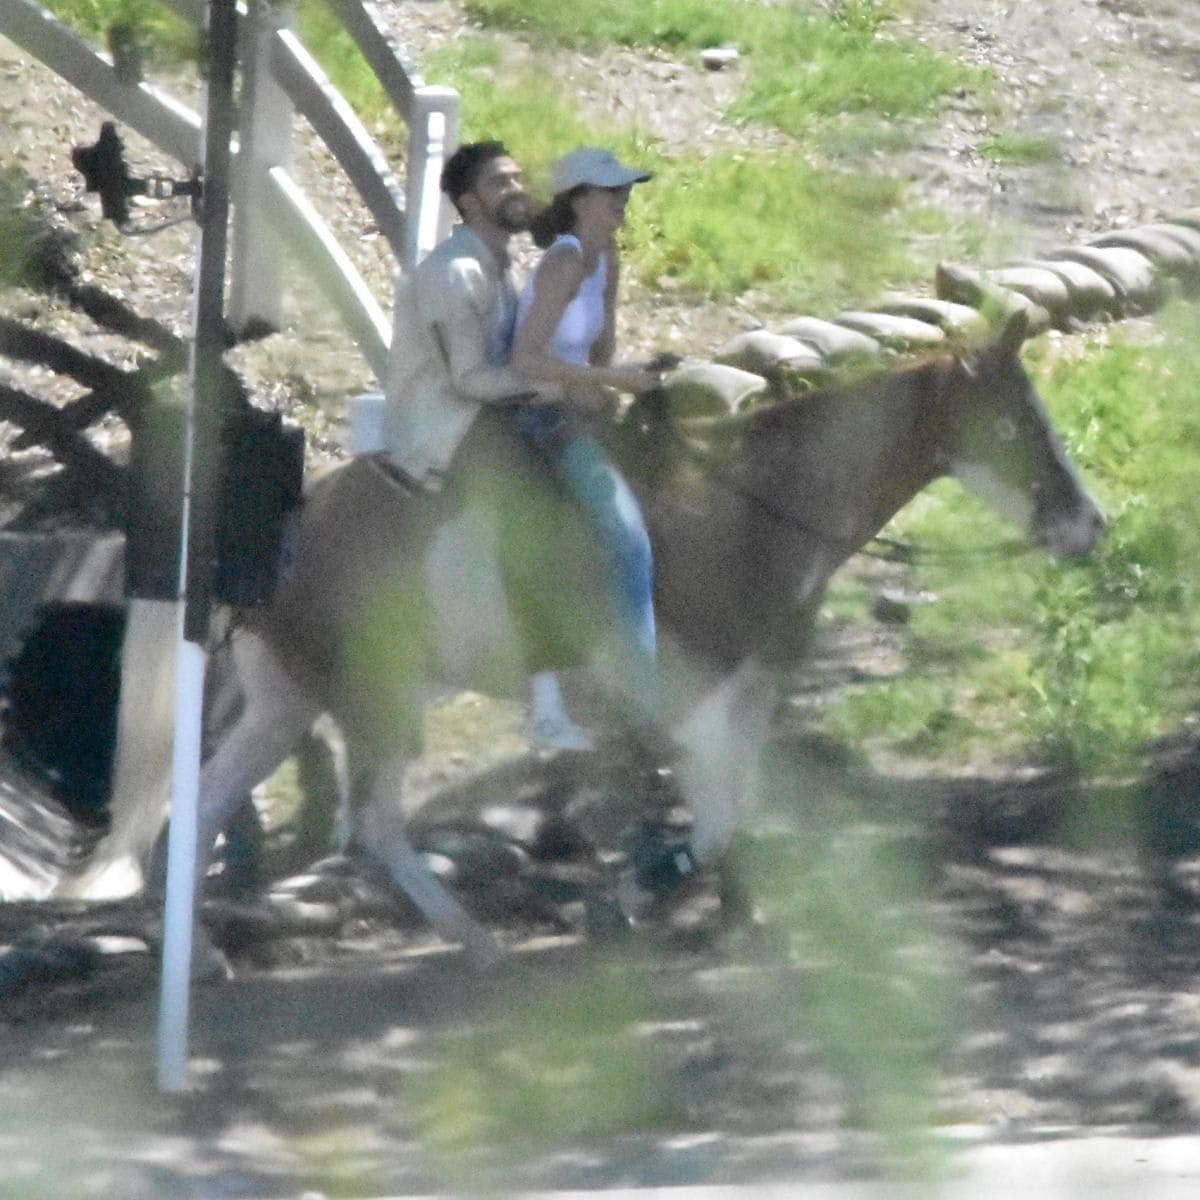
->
[568, 382, 621, 420]
[603, 365, 664, 395]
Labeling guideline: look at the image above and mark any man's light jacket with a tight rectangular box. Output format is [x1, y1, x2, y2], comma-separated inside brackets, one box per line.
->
[382, 223, 528, 486]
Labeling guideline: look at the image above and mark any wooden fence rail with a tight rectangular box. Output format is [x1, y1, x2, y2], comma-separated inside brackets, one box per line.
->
[0, 0, 459, 382]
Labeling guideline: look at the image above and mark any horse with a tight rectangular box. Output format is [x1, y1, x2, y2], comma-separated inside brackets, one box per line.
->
[65, 310, 1106, 963]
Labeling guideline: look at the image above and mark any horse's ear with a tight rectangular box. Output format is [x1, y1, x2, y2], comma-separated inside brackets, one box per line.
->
[994, 309, 1029, 360]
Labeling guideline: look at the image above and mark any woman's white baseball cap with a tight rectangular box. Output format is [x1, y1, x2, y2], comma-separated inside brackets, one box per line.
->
[550, 147, 652, 194]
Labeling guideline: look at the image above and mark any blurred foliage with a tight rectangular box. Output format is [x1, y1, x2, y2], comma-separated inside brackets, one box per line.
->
[39, 0, 198, 66]
[0, 167, 37, 288]
[417, 964, 675, 1170]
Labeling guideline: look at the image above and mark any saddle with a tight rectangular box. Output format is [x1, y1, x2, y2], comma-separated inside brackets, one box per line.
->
[358, 411, 612, 677]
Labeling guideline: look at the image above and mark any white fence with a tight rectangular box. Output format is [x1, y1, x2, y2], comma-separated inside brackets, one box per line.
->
[0, 0, 459, 382]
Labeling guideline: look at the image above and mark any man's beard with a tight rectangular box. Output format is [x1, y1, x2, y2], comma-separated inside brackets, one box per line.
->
[495, 194, 533, 232]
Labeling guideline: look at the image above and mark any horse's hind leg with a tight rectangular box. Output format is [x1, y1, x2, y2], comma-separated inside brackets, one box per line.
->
[194, 631, 321, 889]
[350, 751, 501, 967]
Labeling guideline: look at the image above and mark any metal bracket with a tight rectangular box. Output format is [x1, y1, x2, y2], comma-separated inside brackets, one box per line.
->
[71, 122, 203, 228]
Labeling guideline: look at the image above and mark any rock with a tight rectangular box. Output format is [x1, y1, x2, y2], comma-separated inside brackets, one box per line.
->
[1009, 258, 1118, 320]
[1088, 226, 1200, 281]
[1046, 244, 1164, 314]
[986, 266, 1074, 328]
[872, 592, 913, 625]
[1142, 222, 1200, 267]
[833, 310, 946, 350]
[714, 330, 826, 377]
[700, 47, 739, 70]
[1166, 208, 1200, 232]
[775, 316, 883, 361]
[876, 293, 989, 335]
[935, 261, 1052, 335]
[660, 362, 769, 418]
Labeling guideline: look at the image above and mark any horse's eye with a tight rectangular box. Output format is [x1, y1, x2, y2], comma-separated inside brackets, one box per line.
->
[996, 416, 1019, 442]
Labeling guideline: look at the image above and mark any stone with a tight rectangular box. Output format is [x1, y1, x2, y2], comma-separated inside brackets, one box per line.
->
[1046, 244, 1164, 314]
[833, 310, 946, 350]
[1089, 226, 1200, 279]
[715, 329, 826, 376]
[986, 266, 1074, 328]
[877, 293, 989, 335]
[775, 316, 883, 361]
[661, 362, 769, 418]
[1009, 258, 1117, 320]
[935, 261, 1052, 336]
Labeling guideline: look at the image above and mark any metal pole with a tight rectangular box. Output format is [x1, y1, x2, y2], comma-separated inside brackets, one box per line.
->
[157, 0, 238, 1093]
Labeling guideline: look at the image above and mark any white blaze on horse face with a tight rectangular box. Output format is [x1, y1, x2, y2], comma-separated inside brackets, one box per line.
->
[673, 658, 777, 863]
[951, 460, 1035, 535]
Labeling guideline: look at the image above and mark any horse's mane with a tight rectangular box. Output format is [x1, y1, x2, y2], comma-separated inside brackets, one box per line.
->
[654, 350, 953, 447]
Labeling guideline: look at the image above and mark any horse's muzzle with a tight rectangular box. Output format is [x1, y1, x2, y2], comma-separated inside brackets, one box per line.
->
[1038, 493, 1107, 559]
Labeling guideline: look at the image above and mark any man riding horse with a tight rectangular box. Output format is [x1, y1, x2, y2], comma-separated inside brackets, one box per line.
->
[58, 148, 1107, 972]
[381, 140, 664, 752]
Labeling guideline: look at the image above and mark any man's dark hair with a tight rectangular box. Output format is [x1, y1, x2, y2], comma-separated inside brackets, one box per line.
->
[441, 141, 510, 213]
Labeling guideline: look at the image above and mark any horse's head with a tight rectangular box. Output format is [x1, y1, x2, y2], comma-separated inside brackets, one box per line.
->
[939, 311, 1105, 559]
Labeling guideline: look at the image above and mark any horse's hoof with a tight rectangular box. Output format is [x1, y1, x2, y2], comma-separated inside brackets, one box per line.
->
[456, 925, 504, 970]
[628, 823, 697, 895]
[584, 893, 634, 940]
[192, 942, 234, 984]
[190, 928, 235, 983]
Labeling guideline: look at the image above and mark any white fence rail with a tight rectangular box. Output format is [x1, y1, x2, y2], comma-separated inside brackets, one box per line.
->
[0, 0, 459, 382]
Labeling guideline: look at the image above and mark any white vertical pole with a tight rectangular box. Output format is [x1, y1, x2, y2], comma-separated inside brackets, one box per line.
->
[155, 618, 206, 1089]
[228, 0, 295, 334]
[156, 0, 239, 1093]
[403, 85, 457, 269]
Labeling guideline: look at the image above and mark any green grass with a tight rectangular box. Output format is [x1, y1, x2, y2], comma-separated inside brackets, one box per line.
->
[428, 40, 932, 311]
[978, 133, 1060, 164]
[624, 151, 918, 309]
[39, 0, 197, 65]
[817, 305, 1200, 776]
[732, 5, 981, 134]
[463, 0, 982, 137]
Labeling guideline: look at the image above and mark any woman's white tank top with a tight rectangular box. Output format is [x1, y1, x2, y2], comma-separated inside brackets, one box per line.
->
[516, 234, 607, 365]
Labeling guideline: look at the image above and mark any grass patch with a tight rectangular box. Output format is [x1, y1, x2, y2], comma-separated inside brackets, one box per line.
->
[978, 133, 1059, 164]
[625, 152, 918, 310]
[429, 42, 929, 311]
[732, 5, 981, 134]
[39, 0, 197, 65]
[817, 305, 1200, 776]
[464, 0, 984, 138]
[463, 0, 760, 51]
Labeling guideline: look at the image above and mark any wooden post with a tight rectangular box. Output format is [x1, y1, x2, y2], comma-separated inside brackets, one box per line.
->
[157, 0, 238, 1093]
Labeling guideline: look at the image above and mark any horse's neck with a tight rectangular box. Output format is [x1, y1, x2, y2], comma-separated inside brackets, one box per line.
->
[736, 366, 941, 550]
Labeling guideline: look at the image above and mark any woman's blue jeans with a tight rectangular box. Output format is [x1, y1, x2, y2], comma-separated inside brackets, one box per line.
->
[512, 404, 656, 666]
[555, 432, 657, 663]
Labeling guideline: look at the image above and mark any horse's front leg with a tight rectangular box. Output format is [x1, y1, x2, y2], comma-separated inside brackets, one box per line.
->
[672, 657, 778, 864]
[619, 658, 778, 918]
[350, 750, 502, 968]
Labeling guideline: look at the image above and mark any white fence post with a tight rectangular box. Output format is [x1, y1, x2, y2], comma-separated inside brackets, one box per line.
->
[228, 0, 295, 335]
[404, 85, 458, 269]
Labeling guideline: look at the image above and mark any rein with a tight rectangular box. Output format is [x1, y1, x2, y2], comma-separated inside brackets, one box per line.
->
[634, 391, 1031, 567]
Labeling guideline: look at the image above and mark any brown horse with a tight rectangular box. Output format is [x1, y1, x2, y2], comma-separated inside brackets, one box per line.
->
[73, 312, 1106, 961]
